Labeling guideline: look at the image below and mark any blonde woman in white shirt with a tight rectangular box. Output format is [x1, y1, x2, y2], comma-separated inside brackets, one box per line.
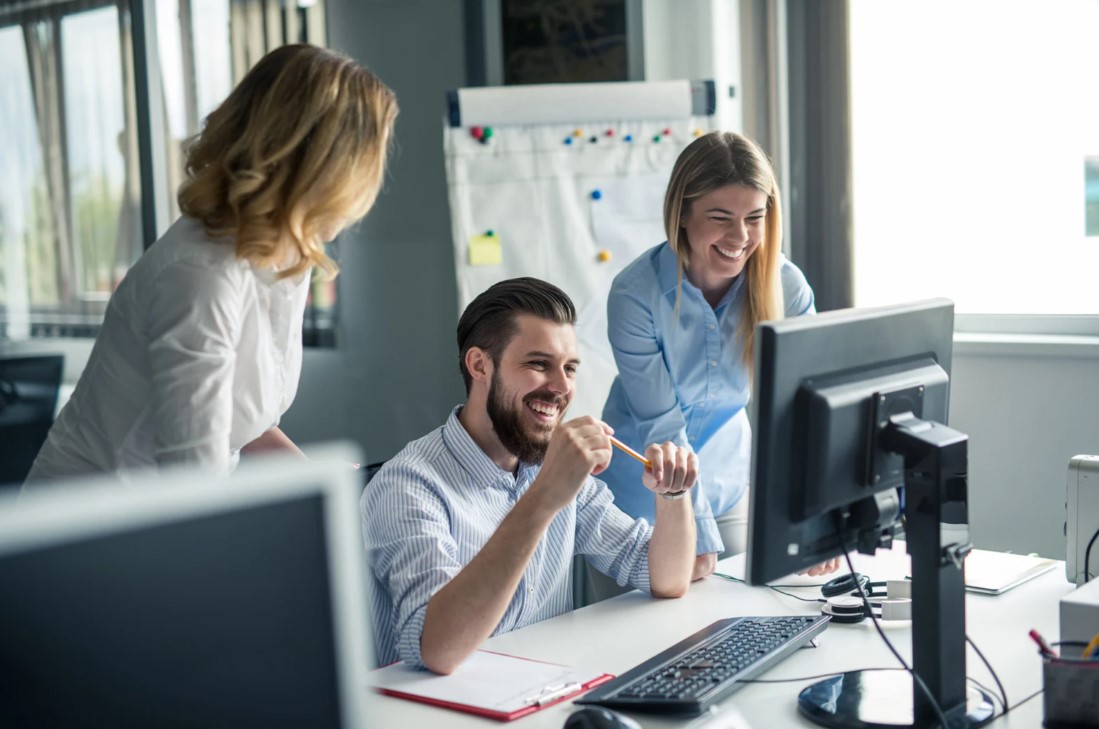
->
[25, 44, 397, 484]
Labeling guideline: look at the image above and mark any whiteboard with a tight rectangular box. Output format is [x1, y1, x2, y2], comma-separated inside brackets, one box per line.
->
[445, 83, 715, 420]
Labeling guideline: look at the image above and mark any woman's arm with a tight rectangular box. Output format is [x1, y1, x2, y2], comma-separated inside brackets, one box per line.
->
[241, 427, 306, 458]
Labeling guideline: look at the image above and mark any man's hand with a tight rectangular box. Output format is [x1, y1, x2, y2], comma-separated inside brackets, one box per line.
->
[531, 417, 613, 512]
[799, 556, 843, 577]
[640, 442, 699, 498]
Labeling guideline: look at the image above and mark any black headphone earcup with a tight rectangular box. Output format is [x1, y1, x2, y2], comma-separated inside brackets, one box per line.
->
[821, 572, 870, 598]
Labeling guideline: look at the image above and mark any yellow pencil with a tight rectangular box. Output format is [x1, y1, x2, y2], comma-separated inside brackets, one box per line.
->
[1083, 632, 1099, 659]
[609, 435, 651, 469]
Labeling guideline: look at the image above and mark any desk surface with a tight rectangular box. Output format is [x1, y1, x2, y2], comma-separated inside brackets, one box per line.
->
[365, 544, 1074, 728]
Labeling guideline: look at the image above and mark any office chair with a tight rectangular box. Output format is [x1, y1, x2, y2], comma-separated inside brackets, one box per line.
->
[362, 461, 386, 486]
[0, 354, 63, 488]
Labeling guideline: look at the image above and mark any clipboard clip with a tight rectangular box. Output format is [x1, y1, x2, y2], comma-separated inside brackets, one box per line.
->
[523, 681, 582, 706]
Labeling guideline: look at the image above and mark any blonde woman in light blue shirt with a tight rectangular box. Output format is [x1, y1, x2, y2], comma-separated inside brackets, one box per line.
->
[601, 131, 840, 581]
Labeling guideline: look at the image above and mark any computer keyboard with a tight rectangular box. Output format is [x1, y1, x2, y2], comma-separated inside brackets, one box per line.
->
[575, 615, 830, 716]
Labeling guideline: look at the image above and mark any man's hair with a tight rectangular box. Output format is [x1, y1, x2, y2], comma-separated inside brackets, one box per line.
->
[456, 277, 576, 393]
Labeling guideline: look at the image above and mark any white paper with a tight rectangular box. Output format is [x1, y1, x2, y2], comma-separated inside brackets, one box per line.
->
[371, 650, 606, 714]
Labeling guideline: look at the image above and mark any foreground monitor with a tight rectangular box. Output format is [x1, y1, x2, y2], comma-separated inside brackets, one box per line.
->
[0, 446, 372, 729]
[747, 299, 993, 729]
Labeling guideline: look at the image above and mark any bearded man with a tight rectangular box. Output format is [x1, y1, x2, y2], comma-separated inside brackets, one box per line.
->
[361, 278, 699, 674]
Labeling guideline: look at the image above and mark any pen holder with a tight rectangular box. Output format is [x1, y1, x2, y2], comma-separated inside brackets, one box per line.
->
[1043, 656, 1099, 727]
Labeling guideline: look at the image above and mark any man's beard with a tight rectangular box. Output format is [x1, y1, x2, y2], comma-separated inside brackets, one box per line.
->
[486, 369, 567, 465]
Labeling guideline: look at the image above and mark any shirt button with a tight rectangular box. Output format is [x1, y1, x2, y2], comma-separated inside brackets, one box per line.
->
[710, 360, 718, 367]
[528, 586, 534, 594]
[708, 323, 716, 330]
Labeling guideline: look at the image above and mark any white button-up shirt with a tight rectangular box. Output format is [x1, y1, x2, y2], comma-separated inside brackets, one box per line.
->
[26, 216, 309, 483]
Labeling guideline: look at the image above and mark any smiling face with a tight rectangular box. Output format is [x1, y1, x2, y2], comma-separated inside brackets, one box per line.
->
[483, 314, 577, 463]
[680, 183, 769, 299]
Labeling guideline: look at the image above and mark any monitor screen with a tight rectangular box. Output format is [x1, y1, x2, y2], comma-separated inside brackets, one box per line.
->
[746, 299, 955, 585]
[0, 448, 371, 729]
[0, 354, 63, 487]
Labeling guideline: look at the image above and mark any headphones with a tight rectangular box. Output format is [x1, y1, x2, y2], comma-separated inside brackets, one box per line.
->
[819, 572, 912, 625]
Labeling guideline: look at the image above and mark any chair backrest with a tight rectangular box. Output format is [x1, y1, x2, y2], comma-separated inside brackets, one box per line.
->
[0, 354, 64, 487]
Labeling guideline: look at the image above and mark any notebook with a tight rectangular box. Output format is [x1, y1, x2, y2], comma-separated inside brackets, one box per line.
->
[961, 549, 1058, 595]
[371, 649, 613, 721]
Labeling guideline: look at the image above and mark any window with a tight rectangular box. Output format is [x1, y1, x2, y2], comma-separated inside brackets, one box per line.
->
[1, 0, 334, 345]
[849, 0, 1099, 317]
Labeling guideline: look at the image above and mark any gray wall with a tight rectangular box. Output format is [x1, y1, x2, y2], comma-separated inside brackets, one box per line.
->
[951, 341, 1099, 559]
[281, 0, 469, 464]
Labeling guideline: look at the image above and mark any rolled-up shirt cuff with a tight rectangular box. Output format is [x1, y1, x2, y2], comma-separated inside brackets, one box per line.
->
[397, 605, 429, 669]
[695, 514, 724, 556]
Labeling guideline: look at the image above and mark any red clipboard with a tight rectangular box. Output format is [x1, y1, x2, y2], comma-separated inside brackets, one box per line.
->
[372, 650, 615, 721]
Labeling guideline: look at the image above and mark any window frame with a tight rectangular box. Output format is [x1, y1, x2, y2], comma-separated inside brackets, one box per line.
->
[2, 0, 335, 346]
[741, 0, 1099, 337]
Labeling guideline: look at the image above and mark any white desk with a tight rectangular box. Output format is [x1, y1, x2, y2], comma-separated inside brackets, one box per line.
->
[365, 544, 1074, 728]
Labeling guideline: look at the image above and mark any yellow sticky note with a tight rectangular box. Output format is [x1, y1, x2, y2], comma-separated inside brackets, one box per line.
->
[468, 234, 502, 266]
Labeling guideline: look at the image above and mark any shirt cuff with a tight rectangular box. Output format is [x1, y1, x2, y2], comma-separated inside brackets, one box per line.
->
[633, 544, 653, 595]
[695, 514, 724, 556]
[397, 604, 430, 669]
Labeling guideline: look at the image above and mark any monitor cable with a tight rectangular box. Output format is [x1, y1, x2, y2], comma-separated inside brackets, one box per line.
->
[836, 530, 952, 729]
[965, 634, 1009, 713]
[1084, 524, 1099, 582]
[710, 572, 828, 603]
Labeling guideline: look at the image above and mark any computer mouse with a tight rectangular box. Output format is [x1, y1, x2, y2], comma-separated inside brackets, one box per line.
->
[563, 706, 642, 729]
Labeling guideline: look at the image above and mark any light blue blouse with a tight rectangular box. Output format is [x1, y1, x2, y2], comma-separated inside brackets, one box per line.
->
[600, 242, 815, 555]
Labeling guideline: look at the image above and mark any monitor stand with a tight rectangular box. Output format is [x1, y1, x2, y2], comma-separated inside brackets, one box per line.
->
[797, 415, 995, 729]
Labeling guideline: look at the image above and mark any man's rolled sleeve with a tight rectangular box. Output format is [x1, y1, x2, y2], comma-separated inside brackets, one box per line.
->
[361, 461, 461, 668]
[574, 476, 652, 593]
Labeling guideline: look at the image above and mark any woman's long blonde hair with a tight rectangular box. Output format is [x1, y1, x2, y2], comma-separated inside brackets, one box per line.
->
[664, 131, 785, 369]
[178, 44, 398, 281]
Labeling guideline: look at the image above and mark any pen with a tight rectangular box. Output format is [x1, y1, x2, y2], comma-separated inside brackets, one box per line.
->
[1028, 629, 1057, 657]
[525, 681, 582, 706]
[609, 435, 651, 468]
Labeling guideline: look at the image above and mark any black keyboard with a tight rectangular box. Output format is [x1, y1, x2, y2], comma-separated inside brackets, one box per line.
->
[575, 615, 830, 716]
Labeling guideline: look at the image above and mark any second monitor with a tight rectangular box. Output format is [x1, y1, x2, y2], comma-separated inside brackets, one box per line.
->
[747, 298, 994, 729]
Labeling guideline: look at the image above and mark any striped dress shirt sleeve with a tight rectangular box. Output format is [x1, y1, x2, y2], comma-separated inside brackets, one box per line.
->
[361, 408, 657, 668]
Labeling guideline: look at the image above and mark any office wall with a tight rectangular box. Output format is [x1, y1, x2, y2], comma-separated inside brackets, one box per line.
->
[283, 0, 470, 463]
[951, 342, 1099, 560]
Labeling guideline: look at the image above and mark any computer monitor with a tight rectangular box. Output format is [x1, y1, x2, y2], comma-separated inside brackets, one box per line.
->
[0, 354, 64, 487]
[0, 445, 374, 729]
[747, 299, 993, 728]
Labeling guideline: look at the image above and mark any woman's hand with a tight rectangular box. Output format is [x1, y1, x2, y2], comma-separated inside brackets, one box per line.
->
[798, 556, 843, 577]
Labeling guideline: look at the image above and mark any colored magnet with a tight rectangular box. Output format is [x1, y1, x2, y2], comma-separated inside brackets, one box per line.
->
[469, 234, 502, 266]
[485, 229, 494, 237]
[589, 136, 598, 143]
[470, 126, 484, 140]
[652, 134, 662, 143]
[623, 134, 633, 142]
[564, 137, 573, 145]
[480, 127, 494, 143]
[597, 250, 612, 262]
[693, 128, 704, 137]
[662, 127, 672, 136]
[573, 129, 584, 137]
[605, 128, 615, 137]
[591, 189, 602, 200]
